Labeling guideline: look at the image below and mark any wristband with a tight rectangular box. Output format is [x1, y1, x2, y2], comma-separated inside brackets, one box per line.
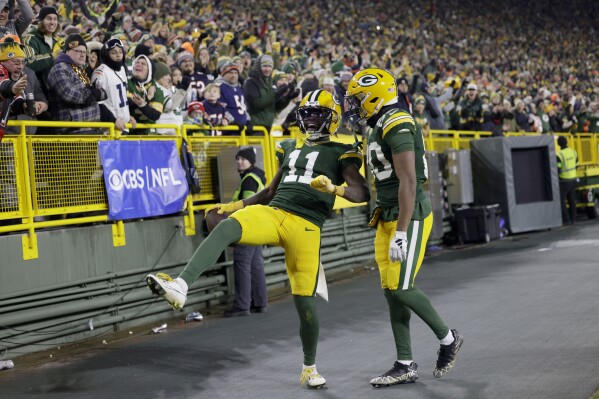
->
[333, 185, 345, 197]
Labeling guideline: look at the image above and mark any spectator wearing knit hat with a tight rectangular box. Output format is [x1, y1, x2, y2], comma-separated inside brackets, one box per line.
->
[155, 62, 188, 135]
[0, 38, 38, 132]
[177, 49, 213, 106]
[0, 0, 33, 39]
[47, 34, 110, 134]
[23, 6, 61, 96]
[127, 54, 165, 133]
[214, 59, 249, 134]
[243, 54, 297, 133]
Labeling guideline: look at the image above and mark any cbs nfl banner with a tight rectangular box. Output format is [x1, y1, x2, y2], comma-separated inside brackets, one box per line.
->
[99, 141, 189, 220]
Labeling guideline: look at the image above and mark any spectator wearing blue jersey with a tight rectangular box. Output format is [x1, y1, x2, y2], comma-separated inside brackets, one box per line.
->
[214, 60, 249, 135]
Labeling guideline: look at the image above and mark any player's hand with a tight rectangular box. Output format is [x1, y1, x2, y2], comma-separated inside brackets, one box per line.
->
[310, 175, 335, 194]
[389, 231, 408, 262]
[204, 200, 244, 215]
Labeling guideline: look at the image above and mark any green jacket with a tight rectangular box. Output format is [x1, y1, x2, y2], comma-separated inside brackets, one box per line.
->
[243, 58, 276, 129]
[24, 28, 63, 92]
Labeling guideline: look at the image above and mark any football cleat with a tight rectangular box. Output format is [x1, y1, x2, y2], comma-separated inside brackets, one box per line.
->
[370, 361, 418, 387]
[300, 366, 326, 389]
[433, 329, 464, 378]
[146, 273, 188, 310]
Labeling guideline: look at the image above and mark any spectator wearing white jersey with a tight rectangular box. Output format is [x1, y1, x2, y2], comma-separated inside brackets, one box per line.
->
[92, 38, 136, 133]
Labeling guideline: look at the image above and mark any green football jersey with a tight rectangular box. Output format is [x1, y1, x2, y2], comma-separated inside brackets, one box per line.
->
[270, 138, 363, 227]
[367, 108, 431, 220]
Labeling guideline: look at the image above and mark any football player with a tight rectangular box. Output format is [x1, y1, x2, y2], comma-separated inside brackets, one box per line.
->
[146, 90, 370, 389]
[345, 68, 463, 386]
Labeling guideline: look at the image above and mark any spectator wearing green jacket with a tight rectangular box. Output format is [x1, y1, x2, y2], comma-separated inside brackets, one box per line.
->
[243, 54, 297, 134]
[24, 6, 62, 95]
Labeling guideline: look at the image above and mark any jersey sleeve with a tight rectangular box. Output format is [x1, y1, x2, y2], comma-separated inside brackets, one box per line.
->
[338, 145, 364, 170]
[275, 139, 293, 165]
[381, 111, 416, 154]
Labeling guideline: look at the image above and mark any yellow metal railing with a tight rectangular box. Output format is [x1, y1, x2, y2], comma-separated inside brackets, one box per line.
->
[1, 119, 597, 260]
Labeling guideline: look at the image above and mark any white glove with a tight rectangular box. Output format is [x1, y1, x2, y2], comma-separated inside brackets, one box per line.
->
[389, 231, 408, 262]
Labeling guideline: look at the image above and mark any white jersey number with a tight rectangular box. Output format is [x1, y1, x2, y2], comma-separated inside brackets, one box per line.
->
[284, 150, 319, 184]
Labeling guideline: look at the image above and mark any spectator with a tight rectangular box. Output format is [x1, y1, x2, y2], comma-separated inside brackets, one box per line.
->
[23, 6, 61, 95]
[238, 51, 252, 81]
[155, 62, 187, 135]
[201, 83, 232, 131]
[335, 71, 352, 117]
[483, 93, 507, 136]
[0, 0, 33, 39]
[556, 136, 578, 225]
[177, 50, 212, 105]
[0, 38, 41, 134]
[244, 54, 296, 134]
[47, 34, 108, 134]
[421, 81, 451, 130]
[513, 99, 530, 132]
[184, 101, 207, 127]
[195, 46, 215, 77]
[85, 41, 102, 79]
[396, 76, 413, 114]
[224, 146, 268, 317]
[457, 83, 483, 131]
[92, 38, 136, 133]
[127, 54, 164, 133]
[321, 77, 335, 95]
[413, 95, 430, 137]
[214, 60, 249, 134]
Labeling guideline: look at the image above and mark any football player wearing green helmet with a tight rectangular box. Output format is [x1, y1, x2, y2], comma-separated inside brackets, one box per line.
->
[146, 89, 370, 389]
[346, 68, 463, 386]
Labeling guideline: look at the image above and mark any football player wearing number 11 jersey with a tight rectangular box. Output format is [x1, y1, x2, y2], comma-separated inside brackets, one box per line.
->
[146, 89, 370, 389]
[346, 68, 463, 387]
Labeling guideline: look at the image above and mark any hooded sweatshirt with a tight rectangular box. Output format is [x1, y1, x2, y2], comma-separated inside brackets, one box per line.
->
[127, 54, 164, 125]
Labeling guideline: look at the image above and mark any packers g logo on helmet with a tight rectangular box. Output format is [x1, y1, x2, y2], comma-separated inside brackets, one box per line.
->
[297, 90, 342, 141]
[345, 68, 398, 125]
[357, 74, 378, 87]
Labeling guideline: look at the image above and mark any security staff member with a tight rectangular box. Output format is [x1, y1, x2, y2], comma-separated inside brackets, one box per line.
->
[556, 136, 578, 225]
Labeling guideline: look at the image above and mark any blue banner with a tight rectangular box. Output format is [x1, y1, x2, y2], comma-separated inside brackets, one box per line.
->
[99, 141, 189, 220]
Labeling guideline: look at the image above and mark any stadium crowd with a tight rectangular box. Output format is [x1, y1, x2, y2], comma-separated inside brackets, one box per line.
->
[1, 0, 597, 135]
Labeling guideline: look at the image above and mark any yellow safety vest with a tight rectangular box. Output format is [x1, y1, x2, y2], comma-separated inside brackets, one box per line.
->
[557, 147, 577, 180]
[232, 172, 265, 201]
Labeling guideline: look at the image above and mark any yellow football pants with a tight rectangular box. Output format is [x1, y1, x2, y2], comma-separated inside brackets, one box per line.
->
[374, 212, 433, 290]
[231, 205, 321, 296]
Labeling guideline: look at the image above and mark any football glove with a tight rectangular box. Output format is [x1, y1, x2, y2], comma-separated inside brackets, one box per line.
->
[310, 175, 345, 196]
[389, 231, 408, 262]
[204, 200, 244, 215]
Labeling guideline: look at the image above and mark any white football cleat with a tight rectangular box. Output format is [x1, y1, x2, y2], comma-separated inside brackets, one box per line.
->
[146, 273, 188, 310]
[300, 365, 326, 389]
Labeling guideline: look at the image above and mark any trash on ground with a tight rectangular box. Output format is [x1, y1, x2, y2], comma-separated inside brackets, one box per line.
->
[151, 323, 168, 334]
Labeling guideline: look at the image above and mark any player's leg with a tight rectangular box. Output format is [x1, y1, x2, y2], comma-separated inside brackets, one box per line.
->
[147, 205, 280, 309]
[392, 212, 463, 378]
[371, 221, 418, 387]
[283, 213, 326, 389]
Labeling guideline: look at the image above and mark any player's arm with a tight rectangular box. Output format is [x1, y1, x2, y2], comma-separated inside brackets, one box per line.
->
[393, 151, 416, 232]
[339, 164, 370, 203]
[243, 167, 283, 206]
[205, 168, 282, 215]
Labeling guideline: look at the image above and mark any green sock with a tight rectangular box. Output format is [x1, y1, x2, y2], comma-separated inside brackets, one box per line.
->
[388, 287, 449, 340]
[293, 295, 319, 366]
[384, 289, 413, 360]
[178, 218, 242, 286]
